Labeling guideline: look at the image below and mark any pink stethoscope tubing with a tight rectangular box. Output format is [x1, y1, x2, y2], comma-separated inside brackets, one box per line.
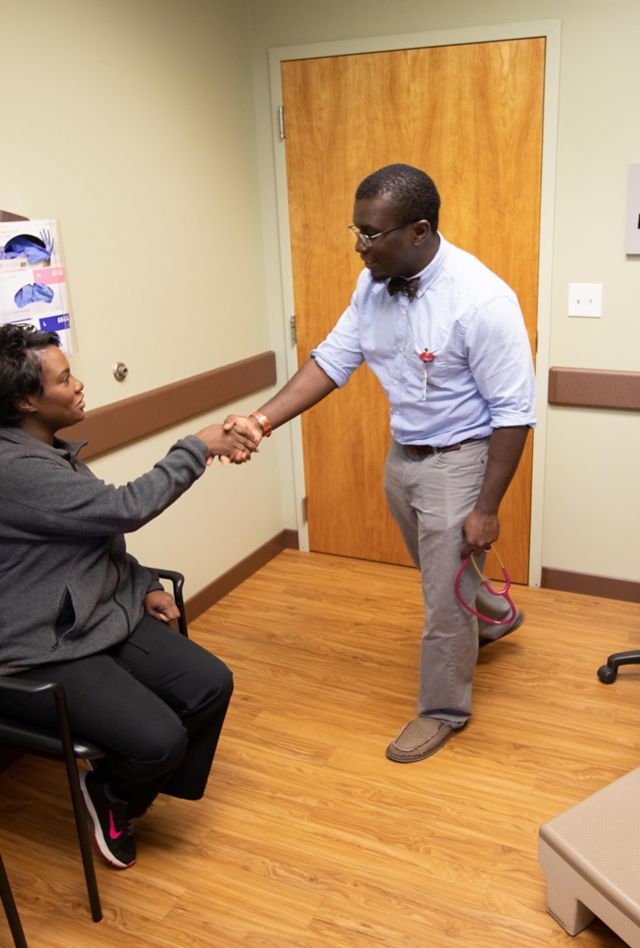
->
[453, 550, 517, 626]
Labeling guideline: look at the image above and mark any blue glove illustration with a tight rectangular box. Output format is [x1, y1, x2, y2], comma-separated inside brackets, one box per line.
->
[14, 283, 54, 308]
[2, 231, 53, 265]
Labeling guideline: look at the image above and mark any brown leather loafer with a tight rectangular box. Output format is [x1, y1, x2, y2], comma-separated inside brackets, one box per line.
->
[385, 716, 455, 763]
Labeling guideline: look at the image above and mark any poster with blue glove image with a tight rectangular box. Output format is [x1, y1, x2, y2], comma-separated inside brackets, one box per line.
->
[0, 219, 74, 352]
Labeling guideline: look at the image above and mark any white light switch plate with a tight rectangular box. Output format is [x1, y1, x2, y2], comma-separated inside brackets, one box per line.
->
[568, 283, 602, 318]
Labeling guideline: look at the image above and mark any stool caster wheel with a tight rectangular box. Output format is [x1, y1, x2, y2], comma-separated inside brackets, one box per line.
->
[597, 664, 617, 684]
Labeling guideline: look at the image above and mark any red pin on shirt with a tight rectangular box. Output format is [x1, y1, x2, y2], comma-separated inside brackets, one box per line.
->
[419, 349, 436, 363]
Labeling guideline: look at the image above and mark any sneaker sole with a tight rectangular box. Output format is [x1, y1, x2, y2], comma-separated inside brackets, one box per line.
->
[79, 772, 135, 870]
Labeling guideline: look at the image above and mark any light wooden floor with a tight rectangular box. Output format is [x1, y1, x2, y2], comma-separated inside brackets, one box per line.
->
[1, 549, 639, 947]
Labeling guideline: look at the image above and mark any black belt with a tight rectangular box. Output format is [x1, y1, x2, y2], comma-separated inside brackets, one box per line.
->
[403, 438, 485, 457]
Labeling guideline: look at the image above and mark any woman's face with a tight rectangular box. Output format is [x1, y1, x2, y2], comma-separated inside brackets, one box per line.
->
[22, 345, 85, 436]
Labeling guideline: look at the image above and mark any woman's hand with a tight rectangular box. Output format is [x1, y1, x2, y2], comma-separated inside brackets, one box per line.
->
[195, 422, 258, 464]
[218, 414, 264, 465]
[144, 589, 180, 623]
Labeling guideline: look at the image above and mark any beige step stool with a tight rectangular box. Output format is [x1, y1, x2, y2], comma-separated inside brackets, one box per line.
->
[539, 768, 640, 946]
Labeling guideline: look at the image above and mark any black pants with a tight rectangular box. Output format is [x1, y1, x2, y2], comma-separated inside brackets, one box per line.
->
[0, 616, 233, 816]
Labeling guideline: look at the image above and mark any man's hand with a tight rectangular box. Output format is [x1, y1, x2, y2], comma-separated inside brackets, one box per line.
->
[461, 508, 499, 559]
[218, 414, 264, 465]
[144, 589, 180, 623]
[460, 426, 529, 558]
[195, 422, 258, 465]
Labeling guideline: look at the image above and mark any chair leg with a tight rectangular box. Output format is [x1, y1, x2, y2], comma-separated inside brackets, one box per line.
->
[0, 853, 28, 948]
[62, 761, 102, 922]
[51, 686, 103, 921]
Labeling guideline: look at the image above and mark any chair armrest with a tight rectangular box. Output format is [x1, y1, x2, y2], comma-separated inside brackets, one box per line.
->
[0, 675, 84, 762]
[0, 675, 63, 698]
[148, 568, 188, 638]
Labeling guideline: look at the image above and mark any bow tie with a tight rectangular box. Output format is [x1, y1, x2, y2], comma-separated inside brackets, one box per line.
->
[387, 276, 420, 300]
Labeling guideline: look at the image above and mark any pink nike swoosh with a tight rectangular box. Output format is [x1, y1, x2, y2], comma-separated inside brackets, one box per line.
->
[109, 810, 122, 840]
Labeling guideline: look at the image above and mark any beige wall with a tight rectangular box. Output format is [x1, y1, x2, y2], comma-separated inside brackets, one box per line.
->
[2, 0, 638, 593]
[1, 0, 294, 595]
[248, 0, 640, 585]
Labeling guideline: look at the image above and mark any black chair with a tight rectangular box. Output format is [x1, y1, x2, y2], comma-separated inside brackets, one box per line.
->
[0, 569, 188, 924]
[0, 850, 28, 948]
[597, 648, 640, 684]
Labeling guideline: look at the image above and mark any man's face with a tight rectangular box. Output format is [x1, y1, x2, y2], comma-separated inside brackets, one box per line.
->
[351, 194, 422, 281]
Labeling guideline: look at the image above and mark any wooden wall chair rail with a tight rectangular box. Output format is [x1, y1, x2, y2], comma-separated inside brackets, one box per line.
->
[57, 352, 277, 462]
[0, 569, 188, 930]
[548, 367, 640, 412]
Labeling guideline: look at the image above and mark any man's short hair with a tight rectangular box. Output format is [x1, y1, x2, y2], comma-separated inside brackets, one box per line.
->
[356, 163, 440, 233]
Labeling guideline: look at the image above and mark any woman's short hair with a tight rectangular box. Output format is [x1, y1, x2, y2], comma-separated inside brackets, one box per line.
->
[0, 323, 60, 426]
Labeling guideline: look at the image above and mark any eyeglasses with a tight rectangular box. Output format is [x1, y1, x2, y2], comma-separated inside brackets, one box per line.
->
[453, 549, 516, 627]
[348, 220, 420, 249]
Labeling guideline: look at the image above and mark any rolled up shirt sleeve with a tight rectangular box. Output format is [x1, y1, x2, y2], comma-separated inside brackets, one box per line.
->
[465, 296, 537, 429]
[311, 289, 365, 387]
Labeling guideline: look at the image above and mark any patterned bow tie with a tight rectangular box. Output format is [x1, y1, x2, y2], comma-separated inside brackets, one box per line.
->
[387, 276, 420, 300]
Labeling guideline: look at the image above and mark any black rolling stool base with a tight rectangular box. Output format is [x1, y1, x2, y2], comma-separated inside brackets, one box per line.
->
[597, 649, 640, 684]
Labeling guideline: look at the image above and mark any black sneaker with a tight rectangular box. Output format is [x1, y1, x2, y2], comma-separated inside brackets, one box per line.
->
[80, 771, 136, 869]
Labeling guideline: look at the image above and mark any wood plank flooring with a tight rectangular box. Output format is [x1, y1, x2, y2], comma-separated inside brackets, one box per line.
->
[1, 549, 639, 947]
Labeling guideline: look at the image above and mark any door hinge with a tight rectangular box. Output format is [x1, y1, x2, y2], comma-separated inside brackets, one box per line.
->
[277, 105, 286, 140]
[302, 496, 308, 523]
[290, 313, 297, 347]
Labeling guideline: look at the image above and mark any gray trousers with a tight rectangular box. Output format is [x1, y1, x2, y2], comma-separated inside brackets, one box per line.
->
[384, 439, 514, 728]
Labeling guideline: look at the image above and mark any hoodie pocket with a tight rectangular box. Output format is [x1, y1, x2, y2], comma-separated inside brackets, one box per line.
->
[55, 587, 77, 641]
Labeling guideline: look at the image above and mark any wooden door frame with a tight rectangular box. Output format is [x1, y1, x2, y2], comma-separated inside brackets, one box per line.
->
[263, 19, 561, 587]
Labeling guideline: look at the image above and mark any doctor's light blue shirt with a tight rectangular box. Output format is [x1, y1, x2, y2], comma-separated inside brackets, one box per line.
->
[311, 235, 537, 446]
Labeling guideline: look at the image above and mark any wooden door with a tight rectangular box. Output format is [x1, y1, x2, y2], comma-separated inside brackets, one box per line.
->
[281, 38, 544, 583]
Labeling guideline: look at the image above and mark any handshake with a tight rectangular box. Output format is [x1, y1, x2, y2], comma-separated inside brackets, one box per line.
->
[195, 413, 267, 466]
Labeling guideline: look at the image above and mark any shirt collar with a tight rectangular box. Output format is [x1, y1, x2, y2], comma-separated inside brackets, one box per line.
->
[407, 233, 448, 298]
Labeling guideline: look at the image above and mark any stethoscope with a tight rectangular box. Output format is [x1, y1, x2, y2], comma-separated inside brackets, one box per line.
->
[453, 549, 516, 626]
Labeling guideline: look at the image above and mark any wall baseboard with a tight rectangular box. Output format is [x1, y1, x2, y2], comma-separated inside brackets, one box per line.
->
[185, 529, 299, 621]
[185, 543, 639, 617]
[541, 567, 640, 604]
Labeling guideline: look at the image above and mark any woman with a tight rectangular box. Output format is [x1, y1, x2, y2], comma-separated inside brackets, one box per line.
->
[0, 323, 254, 869]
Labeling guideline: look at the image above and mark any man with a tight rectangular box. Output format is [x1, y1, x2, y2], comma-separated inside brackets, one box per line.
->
[227, 164, 536, 763]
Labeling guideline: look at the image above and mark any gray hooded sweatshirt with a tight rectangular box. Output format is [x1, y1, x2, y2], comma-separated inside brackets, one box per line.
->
[0, 427, 208, 673]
